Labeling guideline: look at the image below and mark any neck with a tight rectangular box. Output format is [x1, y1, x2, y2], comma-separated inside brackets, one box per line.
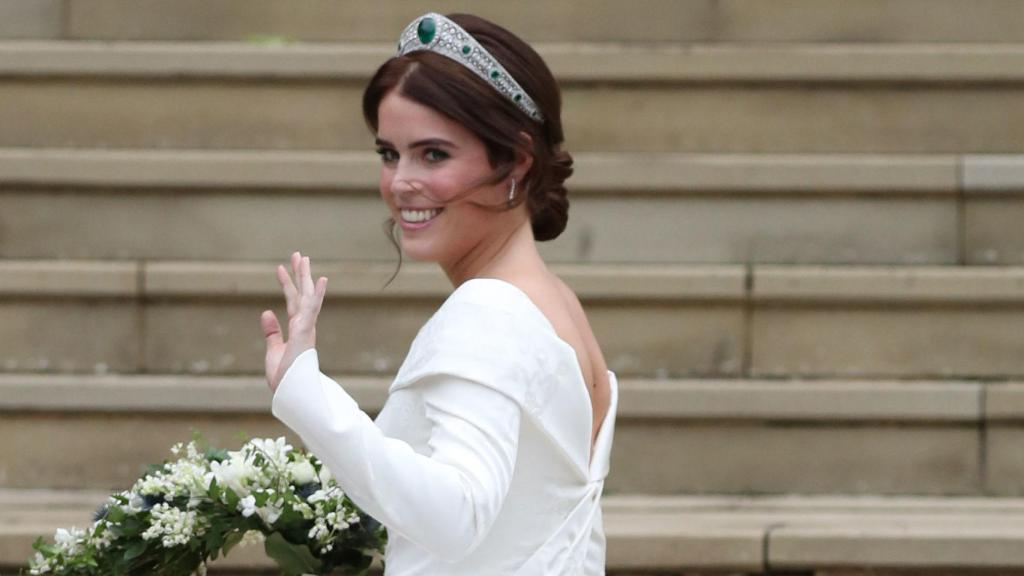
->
[441, 217, 547, 288]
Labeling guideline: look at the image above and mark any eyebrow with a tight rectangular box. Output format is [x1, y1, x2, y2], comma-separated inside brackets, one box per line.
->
[374, 137, 458, 150]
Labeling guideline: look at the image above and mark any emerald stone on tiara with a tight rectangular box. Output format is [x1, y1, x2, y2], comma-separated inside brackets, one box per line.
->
[396, 12, 545, 123]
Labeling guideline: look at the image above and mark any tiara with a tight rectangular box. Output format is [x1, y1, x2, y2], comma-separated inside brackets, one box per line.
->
[396, 12, 545, 123]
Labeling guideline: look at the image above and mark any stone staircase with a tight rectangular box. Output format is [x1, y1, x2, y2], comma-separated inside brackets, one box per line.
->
[2, 1, 1024, 574]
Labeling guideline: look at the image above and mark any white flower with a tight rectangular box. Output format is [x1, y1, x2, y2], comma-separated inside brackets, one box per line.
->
[141, 503, 207, 548]
[317, 464, 333, 486]
[257, 499, 284, 525]
[239, 495, 258, 518]
[208, 453, 253, 497]
[247, 437, 292, 469]
[53, 527, 86, 555]
[29, 552, 51, 575]
[288, 460, 317, 485]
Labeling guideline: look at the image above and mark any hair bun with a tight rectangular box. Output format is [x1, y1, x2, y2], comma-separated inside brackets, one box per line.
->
[531, 149, 573, 242]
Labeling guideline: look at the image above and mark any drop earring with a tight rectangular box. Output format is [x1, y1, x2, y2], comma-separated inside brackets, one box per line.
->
[507, 177, 517, 207]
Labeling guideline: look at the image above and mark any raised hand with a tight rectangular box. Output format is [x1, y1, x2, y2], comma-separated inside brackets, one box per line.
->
[261, 251, 329, 392]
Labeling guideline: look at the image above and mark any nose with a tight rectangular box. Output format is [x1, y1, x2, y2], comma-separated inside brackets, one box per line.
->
[389, 160, 423, 201]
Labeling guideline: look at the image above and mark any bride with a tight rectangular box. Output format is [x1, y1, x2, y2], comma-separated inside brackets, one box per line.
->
[260, 12, 618, 575]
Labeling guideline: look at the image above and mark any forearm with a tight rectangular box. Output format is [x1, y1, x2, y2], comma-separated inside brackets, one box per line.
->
[271, 348, 518, 561]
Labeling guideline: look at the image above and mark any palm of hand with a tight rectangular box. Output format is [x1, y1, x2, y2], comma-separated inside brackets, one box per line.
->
[261, 251, 328, 392]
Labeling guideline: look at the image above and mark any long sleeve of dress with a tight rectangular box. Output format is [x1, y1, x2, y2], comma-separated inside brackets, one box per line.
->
[271, 347, 522, 562]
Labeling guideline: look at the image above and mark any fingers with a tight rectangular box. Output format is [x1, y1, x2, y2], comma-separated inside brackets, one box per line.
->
[302, 256, 314, 297]
[260, 310, 283, 346]
[291, 251, 304, 295]
[276, 264, 298, 316]
[280, 251, 328, 314]
[314, 276, 328, 311]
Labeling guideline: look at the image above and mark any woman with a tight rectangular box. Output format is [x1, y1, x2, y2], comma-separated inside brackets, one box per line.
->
[261, 12, 618, 575]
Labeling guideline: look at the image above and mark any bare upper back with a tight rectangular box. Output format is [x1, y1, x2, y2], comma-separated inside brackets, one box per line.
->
[502, 273, 612, 454]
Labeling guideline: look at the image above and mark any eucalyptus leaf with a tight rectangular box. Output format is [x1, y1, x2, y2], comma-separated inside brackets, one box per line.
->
[123, 541, 147, 561]
[264, 531, 322, 576]
[221, 529, 246, 557]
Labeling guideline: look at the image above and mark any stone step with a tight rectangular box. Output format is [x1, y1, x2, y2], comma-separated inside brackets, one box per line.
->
[3, 260, 1024, 379]
[5, 0, 1024, 43]
[3, 148, 1023, 265]
[4, 491, 1024, 575]
[2, 371, 1023, 496]
[2, 42, 1024, 152]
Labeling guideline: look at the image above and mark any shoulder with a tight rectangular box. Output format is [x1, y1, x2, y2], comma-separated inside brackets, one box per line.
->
[389, 279, 546, 406]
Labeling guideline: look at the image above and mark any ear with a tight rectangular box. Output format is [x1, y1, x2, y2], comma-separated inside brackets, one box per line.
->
[513, 131, 535, 179]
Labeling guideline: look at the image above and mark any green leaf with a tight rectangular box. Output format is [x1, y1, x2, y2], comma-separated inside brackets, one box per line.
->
[205, 446, 229, 463]
[106, 505, 126, 522]
[221, 529, 246, 557]
[120, 516, 144, 537]
[204, 527, 226, 558]
[224, 487, 240, 508]
[264, 532, 321, 576]
[207, 477, 222, 501]
[123, 540, 147, 561]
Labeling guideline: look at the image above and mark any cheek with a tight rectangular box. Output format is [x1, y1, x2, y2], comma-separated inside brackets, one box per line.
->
[378, 171, 395, 206]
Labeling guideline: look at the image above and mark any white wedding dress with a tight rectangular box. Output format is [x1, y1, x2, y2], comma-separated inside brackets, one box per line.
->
[272, 277, 619, 575]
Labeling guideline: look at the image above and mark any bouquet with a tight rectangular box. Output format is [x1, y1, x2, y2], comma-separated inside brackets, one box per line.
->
[27, 436, 386, 575]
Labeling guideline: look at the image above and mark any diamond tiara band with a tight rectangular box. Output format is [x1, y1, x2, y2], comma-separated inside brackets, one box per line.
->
[396, 13, 545, 123]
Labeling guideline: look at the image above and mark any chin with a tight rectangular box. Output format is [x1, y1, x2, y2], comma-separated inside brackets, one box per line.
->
[400, 243, 441, 263]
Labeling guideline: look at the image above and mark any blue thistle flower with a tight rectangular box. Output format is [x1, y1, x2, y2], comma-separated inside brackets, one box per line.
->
[93, 503, 109, 522]
[295, 482, 320, 499]
[141, 493, 162, 511]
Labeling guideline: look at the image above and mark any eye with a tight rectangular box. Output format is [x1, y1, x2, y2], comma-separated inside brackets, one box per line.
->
[424, 148, 449, 163]
[375, 147, 398, 164]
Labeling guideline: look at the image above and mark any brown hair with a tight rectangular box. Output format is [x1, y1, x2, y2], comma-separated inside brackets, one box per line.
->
[362, 13, 573, 285]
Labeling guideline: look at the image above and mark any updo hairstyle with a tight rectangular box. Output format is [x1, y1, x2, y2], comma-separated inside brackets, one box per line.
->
[362, 13, 573, 251]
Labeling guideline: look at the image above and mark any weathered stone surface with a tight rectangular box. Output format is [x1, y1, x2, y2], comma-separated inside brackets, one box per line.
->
[986, 426, 1024, 496]
[963, 155, 1024, 265]
[985, 383, 1024, 422]
[0, 0, 62, 39]
[709, 0, 1024, 43]
[754, 266, 1024, 304]
[770, 519, 1024, 570]
[0, 260, 137, 296]
[0, 79, 366, 150]
[563, 85, 1024, 153]
[619, 380, 980, 422]
[62, 0, 706, 42]
[751, 305, 1024, 378]
[606, 423, 979, 495]
[62, 0, 1024, 42]
[566, 194, 956, 265]
[0, 300, 139, 374]
[964, 155, 1024, 192]
[2, 80, 1023, 152]
[966, 198, 1024, 265]
[0, 190, 394, 261]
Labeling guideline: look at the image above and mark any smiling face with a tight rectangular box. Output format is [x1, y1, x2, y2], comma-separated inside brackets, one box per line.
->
[375, 89, 521, 267]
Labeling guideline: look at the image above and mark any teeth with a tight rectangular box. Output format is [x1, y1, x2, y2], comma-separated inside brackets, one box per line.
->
[400, 208, 442, 223]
